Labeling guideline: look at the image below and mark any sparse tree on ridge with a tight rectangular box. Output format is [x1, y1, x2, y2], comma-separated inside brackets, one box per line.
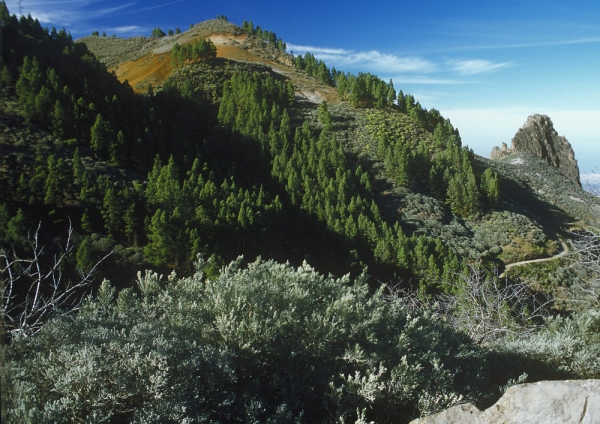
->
[151, 27, 166, 38]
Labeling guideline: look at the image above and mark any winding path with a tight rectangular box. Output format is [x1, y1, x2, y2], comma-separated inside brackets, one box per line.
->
[501, 242, 569, 276]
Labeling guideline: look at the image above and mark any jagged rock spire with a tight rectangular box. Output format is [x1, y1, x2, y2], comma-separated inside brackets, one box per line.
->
[491, 114, 581, 186]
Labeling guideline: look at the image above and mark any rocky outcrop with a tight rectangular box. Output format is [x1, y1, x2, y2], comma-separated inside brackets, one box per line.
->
[410, 379, 600, 424]
[489, 141, 511, 160]
[491, 115, 581, 186]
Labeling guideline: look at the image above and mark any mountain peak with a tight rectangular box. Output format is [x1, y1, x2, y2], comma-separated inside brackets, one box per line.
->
[490, 114, 581, 186]
[79, 19, 339, 103]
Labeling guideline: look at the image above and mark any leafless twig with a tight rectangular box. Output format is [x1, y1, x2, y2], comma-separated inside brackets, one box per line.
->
[558, 230, 600, 309]
[1, 222, 111, 336]
[433, 267, 551, 345]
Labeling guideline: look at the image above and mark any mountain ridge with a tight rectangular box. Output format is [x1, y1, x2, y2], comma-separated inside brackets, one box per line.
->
[2, 13, 599, 290]
[79, 20, 339, 104]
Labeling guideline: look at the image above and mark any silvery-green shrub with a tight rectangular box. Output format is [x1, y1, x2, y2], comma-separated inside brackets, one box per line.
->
[5, 257, 491, 423]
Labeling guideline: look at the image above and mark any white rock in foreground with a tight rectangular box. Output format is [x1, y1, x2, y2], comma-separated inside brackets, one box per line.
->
[411, 379, 600, 424]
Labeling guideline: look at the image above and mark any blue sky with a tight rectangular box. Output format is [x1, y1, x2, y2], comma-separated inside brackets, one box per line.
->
[6, 0, 600, 173]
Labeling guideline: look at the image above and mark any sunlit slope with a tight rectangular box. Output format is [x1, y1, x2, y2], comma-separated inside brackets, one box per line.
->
[79, 20, 339, 103]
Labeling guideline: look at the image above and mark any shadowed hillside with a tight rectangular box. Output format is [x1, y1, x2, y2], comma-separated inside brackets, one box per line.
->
[3, 6, 600, 422]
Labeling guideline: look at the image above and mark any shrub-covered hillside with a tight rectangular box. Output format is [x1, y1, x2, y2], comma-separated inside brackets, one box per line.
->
[1, 3, 513, 291]
[2, 3, 600, 422]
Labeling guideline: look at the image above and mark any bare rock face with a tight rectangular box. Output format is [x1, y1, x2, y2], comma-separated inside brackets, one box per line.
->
[490, 142, 511, 160]
[491, 115, 581, 186]
[410, 379, 600, 424]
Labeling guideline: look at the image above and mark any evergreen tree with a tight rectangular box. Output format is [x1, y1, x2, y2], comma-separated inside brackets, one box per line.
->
[90, 114, 114, 160]
[102, 186, 123, 236]
[317, 101, 331, 128]
[5, 208, 28, 247]
[145, 208, 172, 266]
[44, 155, 69, 206]
[76, 236, 95, 273]
[0, 204, 9, 242]
[151, 28, 166, 38]
[481, 168, 500, 207]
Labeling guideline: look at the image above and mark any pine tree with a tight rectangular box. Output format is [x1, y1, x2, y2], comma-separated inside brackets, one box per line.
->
[90, 114, 113, 160]
[317, 101, 331, 128]
[76, 237, 95, 273]
[481, 168, 500, 207]
[5, 208, 28, 248]
[145, 208, 172, 266]
[110, 130, 127, 167]
[102, 186, 122, 236]
[44, 155, 69, 206]
[447, 173, 466, 216]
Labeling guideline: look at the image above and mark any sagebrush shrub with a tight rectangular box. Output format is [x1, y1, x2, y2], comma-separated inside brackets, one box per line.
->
[5, 257, 491, 423]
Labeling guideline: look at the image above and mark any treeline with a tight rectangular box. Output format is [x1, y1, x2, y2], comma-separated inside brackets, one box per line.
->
[241, 20, 287, 51]
[151, 27, 183, 37]
[336, 71, 397, 108]
[293, 53, 398, 108]
[171, 38, 217, 68]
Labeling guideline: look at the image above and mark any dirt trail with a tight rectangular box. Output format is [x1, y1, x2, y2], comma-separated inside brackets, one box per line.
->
[501, 242, 570, 276]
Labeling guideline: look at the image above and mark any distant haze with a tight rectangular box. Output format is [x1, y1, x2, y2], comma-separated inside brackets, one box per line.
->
[581, 174, 600, 196]
[440, 109, 600, 174]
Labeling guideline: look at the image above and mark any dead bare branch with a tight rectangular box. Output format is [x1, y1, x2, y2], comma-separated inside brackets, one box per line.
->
[1, 222, 111, 336]
[558, 230, 600, 309]
[433, 267, 551, 345]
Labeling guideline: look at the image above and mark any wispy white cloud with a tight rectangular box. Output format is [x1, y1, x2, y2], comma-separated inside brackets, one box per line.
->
[109, 25, 143, 32]
[6, 0, 133, 26]
[480, 36, 600, 51]
[448, 59, 515, 75]
[116, 0, 186, 17]
[286, 44, 351, 56]
[418, 36, 600, 55]
[390, 76, 466, 85]
[346, 51, 437, 73]
[107, 25, 149, 36]
[287, 43, 437, 74]
[287, 43, 517, 87]
[5, 0, 183, 35]
[419, 16, 600, 54]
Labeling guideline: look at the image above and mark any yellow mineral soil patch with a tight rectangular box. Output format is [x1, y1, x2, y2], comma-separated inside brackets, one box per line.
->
[112, 33, 251, 92]
[112, 52, 174, 92]
[110, 30, 339, 105]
